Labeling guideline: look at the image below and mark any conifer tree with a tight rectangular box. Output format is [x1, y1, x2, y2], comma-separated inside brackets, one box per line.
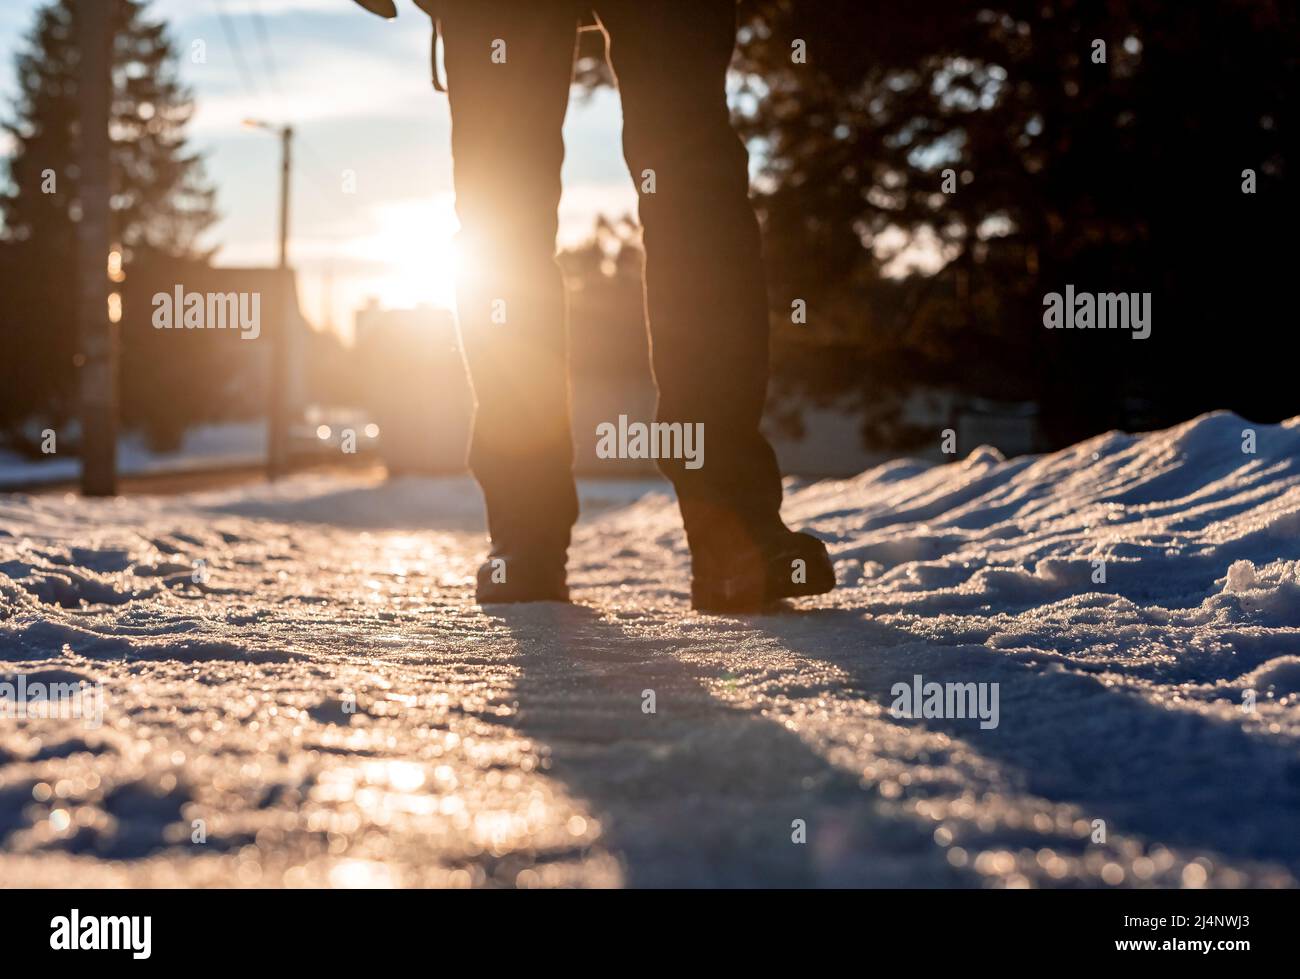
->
[1, 0, 217, 441]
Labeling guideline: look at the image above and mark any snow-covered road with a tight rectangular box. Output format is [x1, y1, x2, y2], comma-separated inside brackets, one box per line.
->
[2, 411, 1298, 887]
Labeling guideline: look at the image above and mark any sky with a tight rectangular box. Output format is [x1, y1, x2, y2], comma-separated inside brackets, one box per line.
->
[0, 0, 641, 338]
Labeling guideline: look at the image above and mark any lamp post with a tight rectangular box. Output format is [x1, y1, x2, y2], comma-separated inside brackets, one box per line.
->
[244, 119, 294, 480]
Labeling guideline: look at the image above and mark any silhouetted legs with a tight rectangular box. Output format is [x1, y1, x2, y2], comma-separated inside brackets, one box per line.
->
[442, 3, 581, 559]
[442, 0, 790, 580]
[597, 0, 787, 558]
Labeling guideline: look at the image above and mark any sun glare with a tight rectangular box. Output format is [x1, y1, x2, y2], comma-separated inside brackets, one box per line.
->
[347, 195, 462, 313]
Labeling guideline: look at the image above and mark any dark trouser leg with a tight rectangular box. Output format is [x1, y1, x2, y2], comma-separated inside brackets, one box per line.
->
[595, 0, 788, 560]
[441, 2, 581, 557]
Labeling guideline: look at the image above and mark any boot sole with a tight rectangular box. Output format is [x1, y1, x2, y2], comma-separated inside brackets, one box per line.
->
[475, 585, 570, 605]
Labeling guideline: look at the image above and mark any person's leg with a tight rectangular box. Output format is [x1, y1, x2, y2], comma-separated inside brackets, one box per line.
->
[595, 1, 834, 607]
[440, 2, 583, 595]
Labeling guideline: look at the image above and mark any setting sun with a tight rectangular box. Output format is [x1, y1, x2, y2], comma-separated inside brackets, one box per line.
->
[343, 194, 461, 315]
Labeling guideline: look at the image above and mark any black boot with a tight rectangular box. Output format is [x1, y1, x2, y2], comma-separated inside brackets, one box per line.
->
[475, 550, 569, 604]
[690, 531, 836, 613]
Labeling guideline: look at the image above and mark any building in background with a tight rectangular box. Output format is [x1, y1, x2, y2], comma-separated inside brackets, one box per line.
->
[354, 300, 470, 474]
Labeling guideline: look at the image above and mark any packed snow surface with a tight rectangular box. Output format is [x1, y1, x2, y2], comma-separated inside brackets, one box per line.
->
[1, 410, 1298, 887]
[0, 422, 265, 489]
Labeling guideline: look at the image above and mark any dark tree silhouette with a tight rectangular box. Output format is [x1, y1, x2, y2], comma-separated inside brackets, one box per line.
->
[727, 0, 1296, 447]
[1, 0, 217, 447]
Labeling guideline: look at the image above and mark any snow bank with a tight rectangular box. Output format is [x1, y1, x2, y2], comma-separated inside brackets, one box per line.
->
[0, 422, 265, 489]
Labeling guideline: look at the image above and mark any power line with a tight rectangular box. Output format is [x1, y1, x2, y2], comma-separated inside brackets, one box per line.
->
[211, 0, 262, 104]
[247, 0, 283, 97]
[209, 0, 346, 204]
[210, 0, 364, 329]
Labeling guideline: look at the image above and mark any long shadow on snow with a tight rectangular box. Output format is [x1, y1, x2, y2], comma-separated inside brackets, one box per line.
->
[486, 602, 977, 888]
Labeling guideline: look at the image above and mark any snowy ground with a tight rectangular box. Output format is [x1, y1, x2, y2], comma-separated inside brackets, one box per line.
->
[0, 422, 266, 489]
[1, 410, 1298, 888]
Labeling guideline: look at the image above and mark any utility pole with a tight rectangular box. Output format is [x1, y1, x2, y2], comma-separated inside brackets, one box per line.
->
[76, 0, 117, 496]
[278, 126, 292, 272]
[245, 119, 294, 479]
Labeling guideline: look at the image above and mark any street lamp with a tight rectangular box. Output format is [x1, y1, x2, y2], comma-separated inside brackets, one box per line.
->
[244, 118, 294, 479]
